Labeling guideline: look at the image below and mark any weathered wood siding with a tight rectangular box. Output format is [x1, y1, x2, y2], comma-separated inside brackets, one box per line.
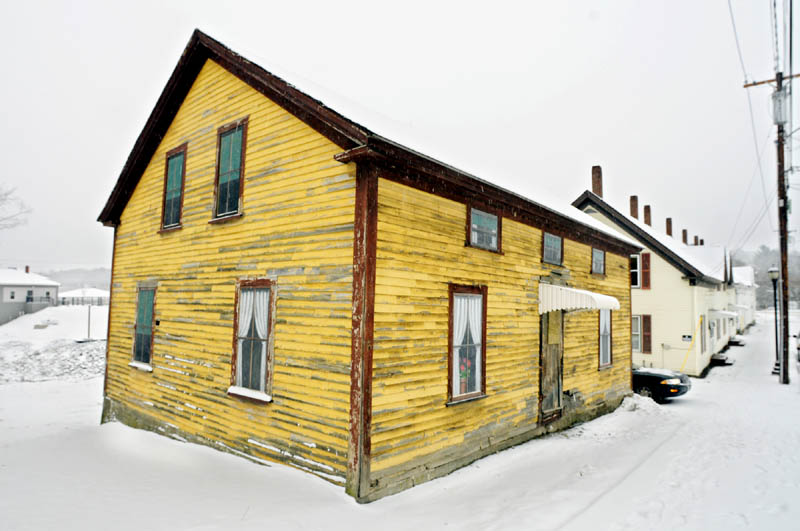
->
[104, 59, 355, 483]
[367, 179, 631, 498]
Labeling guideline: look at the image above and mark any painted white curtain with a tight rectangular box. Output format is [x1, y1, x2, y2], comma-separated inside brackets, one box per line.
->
[236, 288, 255, 387]
[467, 295, 483, 390]
[253, 288, 270, 389]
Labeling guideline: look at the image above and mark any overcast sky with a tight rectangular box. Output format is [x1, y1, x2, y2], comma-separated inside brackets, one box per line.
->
[0, 0, 793, 272]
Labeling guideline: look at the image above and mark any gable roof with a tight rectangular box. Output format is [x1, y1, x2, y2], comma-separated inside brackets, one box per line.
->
[98, 30, 639, 257]
[0, 269, 60, 288]
[572, 190, 725, 283]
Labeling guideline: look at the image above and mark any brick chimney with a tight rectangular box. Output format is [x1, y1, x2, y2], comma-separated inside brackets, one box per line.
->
[693, 235, 699, 245]
[591, 166, 603, 197]
[666, 217, 673, 236]
[682, 229, 688, 244]
[25, 265, 29, 273]
[644, 205, 651, 226]
[630, 196, 639, 219]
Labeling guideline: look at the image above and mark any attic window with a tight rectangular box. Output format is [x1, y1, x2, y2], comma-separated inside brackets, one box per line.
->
[214, 118, 248, 219]
[468, 207, 500, 252]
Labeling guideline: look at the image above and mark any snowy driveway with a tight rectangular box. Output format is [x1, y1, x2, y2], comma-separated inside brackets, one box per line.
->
[1, 313, 799, 530]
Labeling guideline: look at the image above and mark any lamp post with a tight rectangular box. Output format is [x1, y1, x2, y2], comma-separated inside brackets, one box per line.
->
[768, 266, 780, 375]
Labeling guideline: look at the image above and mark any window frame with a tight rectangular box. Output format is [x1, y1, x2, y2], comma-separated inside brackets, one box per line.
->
[447, 283, 488, 405]
[542, 232, 563, 266]
[598, 309, 612, 368]
[131, 285, 156, 370]
[229, 278, 276, 402]
[630, 254, 641, 288]
[591, 248, 605, 275]
[9, 290, 14, 300]
[211, 117, 249, 222]
[466, 206, 502, 253]
[160, 143, 188, 231]
[631, 315, 642, 353]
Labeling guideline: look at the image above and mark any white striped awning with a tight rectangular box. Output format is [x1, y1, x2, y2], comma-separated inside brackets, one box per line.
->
[710, 309, 738, 318]
[538, 283, 620, 314]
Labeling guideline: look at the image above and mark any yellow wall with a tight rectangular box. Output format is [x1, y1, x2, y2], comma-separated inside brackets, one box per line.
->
[106, 59, 356, 483]
[368, 179, 631, 493]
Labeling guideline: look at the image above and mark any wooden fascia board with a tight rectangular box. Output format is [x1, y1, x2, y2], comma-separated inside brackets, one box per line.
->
[98, 29, 369, 226]
[341, 136, 641, 257]
[571, 191, 709, 280]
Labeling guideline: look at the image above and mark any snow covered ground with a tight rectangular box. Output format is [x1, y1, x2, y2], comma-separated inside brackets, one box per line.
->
[0, 310, 798, 530]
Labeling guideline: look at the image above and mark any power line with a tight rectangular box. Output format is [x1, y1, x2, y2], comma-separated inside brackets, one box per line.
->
[726, 129, 774, 247]
[727, 0, 776, 232]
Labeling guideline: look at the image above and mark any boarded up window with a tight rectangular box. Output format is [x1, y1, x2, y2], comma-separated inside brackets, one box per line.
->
[642, 314, 652, 354]
[134, 288, 155, 365]
[641, 253, 651, 289]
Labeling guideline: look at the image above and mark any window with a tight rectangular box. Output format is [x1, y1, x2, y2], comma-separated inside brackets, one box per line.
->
[162, 144, 187, 229]
[716, 319, 720, 339]
[630, 254, 640, 287]
[631, 315, 641, 352]
[591, 248, 605, 274]
[599, 309, 612, 367]
[133, 288, 155, 365]
[468, 207, 500, 251]
[700, 315, 706, 353]
[722, 318, 726, 335]
[543, 233, 562, 265]
[641, 252, 651, 289]
[231, 279, 274, 397]
[214, 118, 248, 218]
[9, 291, 14, 300]
[26, 290, 33, 302]
[449, 285, 487, 402]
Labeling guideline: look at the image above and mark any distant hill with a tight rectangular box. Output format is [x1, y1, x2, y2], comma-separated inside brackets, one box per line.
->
[43, 268, 111, 292]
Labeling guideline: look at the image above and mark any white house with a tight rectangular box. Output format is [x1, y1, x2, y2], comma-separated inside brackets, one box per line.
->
[573, 167, 736, 376]
[732, 266, 757, 331]
[0, 267, 60, 325]
[58, 287, 110, 306]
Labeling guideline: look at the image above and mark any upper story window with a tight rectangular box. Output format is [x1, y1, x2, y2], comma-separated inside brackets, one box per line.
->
[599, 309, 612, 367]
[591, 248, 605, 274]
[630, 254, 640, 288]
[162, 144, 187, 229]
[9, 291, 14, 300]
[229, 279, 274, 401]
[133, 288, 156, 366]
[468, 208, 500, 252]
[543, 233, 562, 265]
[214, 118, 248, 219]
[449, 285, 487, 402]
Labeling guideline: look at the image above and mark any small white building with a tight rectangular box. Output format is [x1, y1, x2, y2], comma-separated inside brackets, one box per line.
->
[0, 267, 60, 325]
[573, 168, 737, 376]
[731, 266, 757, 331]
[58, 287, 110, 306]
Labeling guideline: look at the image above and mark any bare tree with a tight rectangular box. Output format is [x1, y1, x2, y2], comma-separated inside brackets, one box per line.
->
[0, 186, 31, 229]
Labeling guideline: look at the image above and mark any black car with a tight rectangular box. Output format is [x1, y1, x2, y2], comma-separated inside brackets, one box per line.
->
[632, 367, 691, 402]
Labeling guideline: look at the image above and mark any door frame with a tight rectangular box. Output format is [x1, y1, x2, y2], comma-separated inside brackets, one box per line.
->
[539, 310, 564, 424]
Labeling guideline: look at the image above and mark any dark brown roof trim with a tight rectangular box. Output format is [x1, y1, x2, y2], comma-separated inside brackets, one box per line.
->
[572, 190, 718, 282]
[98, 29, 370, 226]
[343, 140, 640, 258]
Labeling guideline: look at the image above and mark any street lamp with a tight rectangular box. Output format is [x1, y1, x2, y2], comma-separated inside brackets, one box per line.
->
[768, 266, 780, 375]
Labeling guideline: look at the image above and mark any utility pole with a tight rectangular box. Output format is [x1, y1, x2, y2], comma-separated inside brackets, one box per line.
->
[777, 71, 791, 384]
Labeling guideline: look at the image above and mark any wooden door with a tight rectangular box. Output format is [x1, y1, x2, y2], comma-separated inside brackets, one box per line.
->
[540, 311, 563, 418]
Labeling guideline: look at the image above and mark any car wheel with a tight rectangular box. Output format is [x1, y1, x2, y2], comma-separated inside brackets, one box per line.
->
[637, 387, 653, 398]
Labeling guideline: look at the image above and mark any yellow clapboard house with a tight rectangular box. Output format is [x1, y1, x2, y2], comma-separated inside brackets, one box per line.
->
[98, 30, 641, 502]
